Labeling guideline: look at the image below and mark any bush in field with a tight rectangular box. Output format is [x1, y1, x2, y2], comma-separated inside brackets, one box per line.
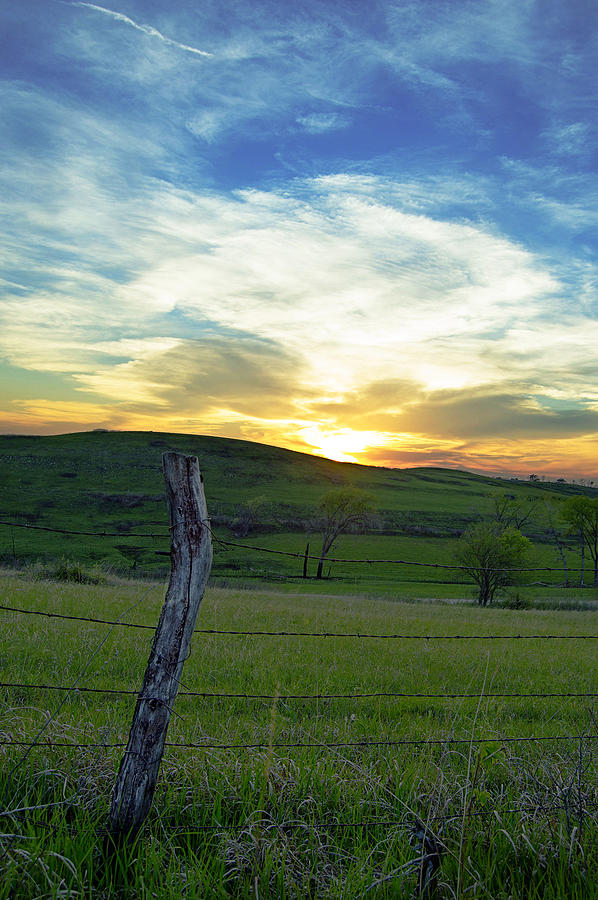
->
[502, 590, 532, 610]
[231, 496, 270, 537]
[456, 522, 531, 606]
[52, 559, 107, 585]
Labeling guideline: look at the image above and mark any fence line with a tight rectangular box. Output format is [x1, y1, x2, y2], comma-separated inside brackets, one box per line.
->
[208, 533, 589, 574]
[2, 680, 597, 701]
[2, 734, 596, 752]
[2, 602, 597, 639]
[0, 520, 168, 538]
[0, 517, 589, 573]
[5, 798, 594, 837]
[1, 501, 596, 849]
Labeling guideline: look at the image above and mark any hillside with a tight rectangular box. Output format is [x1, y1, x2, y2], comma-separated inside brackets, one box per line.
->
[0, 430, 595, 587]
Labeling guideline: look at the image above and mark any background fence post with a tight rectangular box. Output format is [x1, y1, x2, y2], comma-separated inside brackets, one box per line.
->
[109, 452, 212, 835]
[303, 542, 309, 579]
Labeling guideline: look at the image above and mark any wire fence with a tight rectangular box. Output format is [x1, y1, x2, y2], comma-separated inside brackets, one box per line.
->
[3, 680, 598, 700]
[2, 735, 597, 752]
[0, 517, 591, 574]
[1, 585, 596, 755]
[0, 512, 596, 844]
[4, 797, 593, 840]
[2, 600, 597, 638]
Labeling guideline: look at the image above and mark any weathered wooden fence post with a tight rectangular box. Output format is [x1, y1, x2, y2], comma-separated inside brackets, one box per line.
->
[109, 452, 212, 835]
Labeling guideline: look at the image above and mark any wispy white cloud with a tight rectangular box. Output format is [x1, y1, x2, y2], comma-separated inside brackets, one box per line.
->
[64, 2, 213, 56]
[186, 109, 234, 143]
[542, 122, 593, 158]
[296, 112, 350, 134]
[2, 160, 592, 411]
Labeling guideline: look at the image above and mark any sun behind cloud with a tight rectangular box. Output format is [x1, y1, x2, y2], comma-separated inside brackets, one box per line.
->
[297, 426, 386, 464]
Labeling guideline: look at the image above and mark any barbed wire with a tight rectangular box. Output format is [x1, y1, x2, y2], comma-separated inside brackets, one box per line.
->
[2, 602, 597, 640]
[209, 533, 588, 574]
[4, 798, 595, 837]
[1, 733, 596, 752]
[1, 681, 596, 701]
[0, 517, 589, 573]
[166, 734, 598, 750]
[0, 519, 168, 538]
[0, 603, 155, 630]
[2, 513, 596, 855]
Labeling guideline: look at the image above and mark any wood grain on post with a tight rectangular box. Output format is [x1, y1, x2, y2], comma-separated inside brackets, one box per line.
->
[109, 452, 212, 834]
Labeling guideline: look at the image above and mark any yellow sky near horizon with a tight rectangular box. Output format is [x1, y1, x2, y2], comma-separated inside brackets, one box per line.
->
[3, 391, 598, 481]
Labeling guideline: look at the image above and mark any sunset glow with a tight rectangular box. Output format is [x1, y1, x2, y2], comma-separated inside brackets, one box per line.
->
[1, 1, 597, 478]
[297, 428, 387, 465]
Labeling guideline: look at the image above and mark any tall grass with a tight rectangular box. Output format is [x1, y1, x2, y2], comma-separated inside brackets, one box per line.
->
[0, 571, 596, 897]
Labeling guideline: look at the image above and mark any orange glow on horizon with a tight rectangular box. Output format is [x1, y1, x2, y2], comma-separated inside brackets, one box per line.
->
[1, 400, 597, 481]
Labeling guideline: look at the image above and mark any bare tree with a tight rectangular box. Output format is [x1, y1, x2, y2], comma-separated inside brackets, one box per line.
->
[561, 496, 598, 586]
[232, 496, 268, 537]
[315, 487, 375, 579]
[542, 499, 570, 586]
[491, 492, 537, 531]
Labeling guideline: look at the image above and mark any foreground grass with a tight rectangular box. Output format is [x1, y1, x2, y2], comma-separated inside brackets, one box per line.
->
[0, 571, 596, 898]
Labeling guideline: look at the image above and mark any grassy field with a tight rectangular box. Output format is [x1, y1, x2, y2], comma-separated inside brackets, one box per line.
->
[0, 570, 596, 898]
[1, 430, 597, 604]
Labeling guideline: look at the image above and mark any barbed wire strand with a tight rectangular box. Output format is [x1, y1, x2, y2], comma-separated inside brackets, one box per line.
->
[5, 798, 595, 836]
[1, 681, 596, 701]
[10, 797, 598, 836]
[208, 533, 589, 574]
[0, 518, 589, 573]
[0, 520, 168, 538]
[1, 734, 596, 751]
[2, 602, 597, 640]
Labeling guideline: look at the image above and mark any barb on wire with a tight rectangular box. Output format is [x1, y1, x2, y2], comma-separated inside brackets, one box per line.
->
[1, 681, 597, 702]
[2, 602, 597, 640]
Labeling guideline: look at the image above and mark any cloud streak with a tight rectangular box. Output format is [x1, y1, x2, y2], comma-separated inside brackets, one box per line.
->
[65, 2, 213, 56]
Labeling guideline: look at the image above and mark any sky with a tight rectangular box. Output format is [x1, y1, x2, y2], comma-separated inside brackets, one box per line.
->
[1, 0, 597, 478]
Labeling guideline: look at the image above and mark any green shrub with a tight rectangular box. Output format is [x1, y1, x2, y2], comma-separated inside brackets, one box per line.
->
[501, 591, 532, 609]
[52, 558, 107, 585]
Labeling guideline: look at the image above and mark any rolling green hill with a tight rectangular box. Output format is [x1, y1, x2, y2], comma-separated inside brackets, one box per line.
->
[0, 430, 595, 594]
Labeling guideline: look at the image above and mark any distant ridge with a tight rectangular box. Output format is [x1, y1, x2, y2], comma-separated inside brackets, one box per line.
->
[0, 430, 594, 574]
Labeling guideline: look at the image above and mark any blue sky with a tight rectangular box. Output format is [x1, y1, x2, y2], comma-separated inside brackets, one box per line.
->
[1, 0, 597, 476]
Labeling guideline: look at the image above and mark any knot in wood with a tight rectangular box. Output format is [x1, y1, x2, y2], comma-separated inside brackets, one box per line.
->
[188, 523, 202, 543]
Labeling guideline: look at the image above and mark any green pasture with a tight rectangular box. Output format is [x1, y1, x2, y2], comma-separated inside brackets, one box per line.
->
[1, 431, 595, 590]
[0, 571, 596, 898]
[5, 522, 596, 607]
